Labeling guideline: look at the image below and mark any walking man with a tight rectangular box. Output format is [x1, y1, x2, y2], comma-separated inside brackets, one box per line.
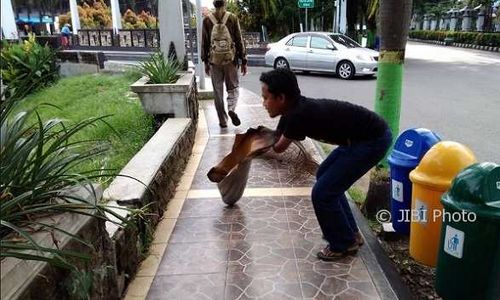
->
[202, 0, 248, 128]
[260, 69, 392, 260]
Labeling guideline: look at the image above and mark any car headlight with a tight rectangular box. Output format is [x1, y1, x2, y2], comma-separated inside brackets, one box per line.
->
[355, 55, 373, 62]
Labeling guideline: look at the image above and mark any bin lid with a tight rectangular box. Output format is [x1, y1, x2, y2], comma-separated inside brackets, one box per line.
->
[442, 162, 500, 220]
[409, 141, 477, 191]
[388, 128, 441, 168]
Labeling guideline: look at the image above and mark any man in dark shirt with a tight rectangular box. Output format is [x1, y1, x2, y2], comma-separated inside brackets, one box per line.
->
[260, 69, 392, 260]
[201, 0, 247, 128]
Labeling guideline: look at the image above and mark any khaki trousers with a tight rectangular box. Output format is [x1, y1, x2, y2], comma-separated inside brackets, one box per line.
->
[211, 63, 239, 125]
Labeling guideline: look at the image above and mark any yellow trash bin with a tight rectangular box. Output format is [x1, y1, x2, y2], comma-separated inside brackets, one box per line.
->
[409, 141, 476, 267]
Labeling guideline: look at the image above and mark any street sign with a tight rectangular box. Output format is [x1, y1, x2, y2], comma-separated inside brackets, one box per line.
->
[298, 0, 314, 9]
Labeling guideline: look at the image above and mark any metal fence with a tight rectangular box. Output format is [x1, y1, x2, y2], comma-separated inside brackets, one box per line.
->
[75, 29, 160, 48]
[71, 28, 265, 51]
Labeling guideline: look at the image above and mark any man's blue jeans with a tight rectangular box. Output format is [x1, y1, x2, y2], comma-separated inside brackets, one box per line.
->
[312, 129, 392, 252]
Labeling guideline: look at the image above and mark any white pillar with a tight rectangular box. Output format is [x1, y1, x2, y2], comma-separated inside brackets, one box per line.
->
[339, 0, 347, 34]
[430, 19, 438, 30]
[332, 0, 337, 32]
[159, 0, 186, 62]
[423, 15, 430, 30]
[450, 15, 457, 31]
[476, 11, 485, 32]
[111, 0, 122, 34]
[462, 11, 472, 32]
[195, 0, 205, 89]
[1, 0, 18, 39]
[69, 0, 81, 34]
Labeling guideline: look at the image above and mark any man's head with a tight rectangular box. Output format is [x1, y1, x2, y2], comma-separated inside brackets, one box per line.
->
[213, 0, 226, 8]
[259, 69, 301, 118]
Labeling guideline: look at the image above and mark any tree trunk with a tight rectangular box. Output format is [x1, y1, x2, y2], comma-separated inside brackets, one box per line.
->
[361, 0, 377, 49]
[374, 0, 412, 166]
[364, 0, 412, 217]
[347, 0, 358, 40]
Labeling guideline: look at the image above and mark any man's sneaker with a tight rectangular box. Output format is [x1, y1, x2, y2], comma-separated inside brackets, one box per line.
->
[317, 243, 359, 261]
[228, 111, 241, 126]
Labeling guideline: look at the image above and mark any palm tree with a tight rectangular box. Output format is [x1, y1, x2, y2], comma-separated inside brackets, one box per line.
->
[374, 0, 413, 165]
[362, 0, 412, 218]
[258, 0, 279, 18]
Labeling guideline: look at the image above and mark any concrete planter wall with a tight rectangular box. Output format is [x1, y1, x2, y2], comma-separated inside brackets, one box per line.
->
[0, 118, 198, 299]
[130, 71, 198, 119]
[0, 186, 120, 300]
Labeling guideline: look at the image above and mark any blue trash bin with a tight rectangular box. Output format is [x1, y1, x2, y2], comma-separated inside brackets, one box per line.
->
[388, 128, 441, 234]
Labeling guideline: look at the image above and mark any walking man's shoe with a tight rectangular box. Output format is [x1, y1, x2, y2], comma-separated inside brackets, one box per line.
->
[228, 111, 241, 126]
[220, 123, 228, 128]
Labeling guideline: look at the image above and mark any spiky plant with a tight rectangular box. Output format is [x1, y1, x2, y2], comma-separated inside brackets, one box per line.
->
[0, 91, 139, 269]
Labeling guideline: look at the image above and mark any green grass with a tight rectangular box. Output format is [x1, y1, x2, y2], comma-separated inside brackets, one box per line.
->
[348, 186, 366, 205]
[319, 142, 333, 155]
[15, 72, 153, 186]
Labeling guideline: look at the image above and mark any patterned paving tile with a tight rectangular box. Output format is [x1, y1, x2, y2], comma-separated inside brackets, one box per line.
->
[147, 273, 225, 300]
[155, 241, 228, 276]
[225, 270, 303, 300]
[226, 238, 302, 299]
[226, 196, 290, 242]
[168, 217, 231, 243]
[178, 197, 241, 222]
[144, 97, 382, 299]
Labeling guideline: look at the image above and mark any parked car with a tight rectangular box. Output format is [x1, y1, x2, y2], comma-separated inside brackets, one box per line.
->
[265, 32, 379, 79]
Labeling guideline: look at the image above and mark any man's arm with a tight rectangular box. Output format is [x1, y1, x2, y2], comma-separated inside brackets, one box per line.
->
[231, 16, 247, 67]
[273, 134, 293, 153]
[201, 18, 211, 64]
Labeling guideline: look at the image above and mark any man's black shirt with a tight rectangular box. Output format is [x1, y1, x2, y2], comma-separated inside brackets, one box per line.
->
[277, 96, 389, 145]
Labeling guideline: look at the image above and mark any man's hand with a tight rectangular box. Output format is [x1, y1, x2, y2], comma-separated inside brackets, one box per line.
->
[273, 135, 293, 153]
[205, 63, 210, 76]
[241, 64, 247, 76]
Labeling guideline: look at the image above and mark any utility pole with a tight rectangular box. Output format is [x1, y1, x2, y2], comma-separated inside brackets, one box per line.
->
[305, 8, 308, 31]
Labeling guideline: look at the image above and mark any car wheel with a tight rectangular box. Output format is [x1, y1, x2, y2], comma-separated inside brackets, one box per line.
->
[337, 61, 355, 80]
[274, 57, 290, 70]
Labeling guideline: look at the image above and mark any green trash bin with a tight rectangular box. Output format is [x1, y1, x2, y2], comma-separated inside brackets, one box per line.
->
[435, 162, 500, 300]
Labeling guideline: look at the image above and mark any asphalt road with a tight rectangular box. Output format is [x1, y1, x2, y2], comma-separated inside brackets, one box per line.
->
[239, 41, 500, 163]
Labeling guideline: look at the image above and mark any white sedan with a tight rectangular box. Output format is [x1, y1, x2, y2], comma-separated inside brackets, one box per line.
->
[265, 32, 379, 79]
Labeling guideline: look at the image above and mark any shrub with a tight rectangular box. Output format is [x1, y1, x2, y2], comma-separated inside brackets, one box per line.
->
[409, 30, 500, 47]
[0, 34, 59, 98]
[58, 0, 112, 29]
[59, 2, 157, 30]
[139, 52, 181, 84]
[122, 9, 158, 29]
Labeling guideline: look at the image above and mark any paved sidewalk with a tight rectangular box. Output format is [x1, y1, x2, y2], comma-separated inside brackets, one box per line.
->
[124, 88, 392, 300]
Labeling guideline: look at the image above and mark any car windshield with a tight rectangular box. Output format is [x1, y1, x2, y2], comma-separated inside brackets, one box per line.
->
[329, 35, 361, 49]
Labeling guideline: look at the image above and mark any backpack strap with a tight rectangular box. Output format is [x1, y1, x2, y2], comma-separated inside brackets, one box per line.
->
[221, 12, 230, 25]
[208, 13, 218, 25]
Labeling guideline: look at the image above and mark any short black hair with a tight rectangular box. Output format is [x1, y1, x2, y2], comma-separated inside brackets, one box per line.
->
[213, 0, 225, 8]
[259, 69, 301, 103]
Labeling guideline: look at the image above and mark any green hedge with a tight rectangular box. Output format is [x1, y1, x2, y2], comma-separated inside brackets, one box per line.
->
[409, 30, 500, 47]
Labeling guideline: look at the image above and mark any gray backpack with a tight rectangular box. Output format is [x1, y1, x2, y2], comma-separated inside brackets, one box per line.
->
[208, 12, 236, 65]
